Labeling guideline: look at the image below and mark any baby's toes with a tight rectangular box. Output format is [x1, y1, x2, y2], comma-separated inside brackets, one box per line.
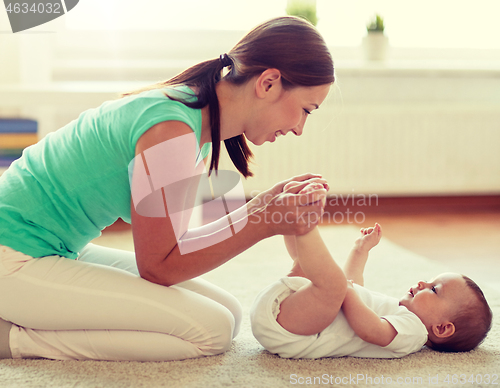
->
[299, 182, 320, 194]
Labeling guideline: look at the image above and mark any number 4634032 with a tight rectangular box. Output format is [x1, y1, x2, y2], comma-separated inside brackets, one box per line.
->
[5, 2, 62, 14]
[443, 374, 498, 385]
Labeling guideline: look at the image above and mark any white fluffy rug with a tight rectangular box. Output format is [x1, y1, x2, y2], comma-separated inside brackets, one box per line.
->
[0, 226, 498, 388]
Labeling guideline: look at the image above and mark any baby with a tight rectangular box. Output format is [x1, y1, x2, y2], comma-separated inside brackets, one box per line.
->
[250, 182, 492, 359]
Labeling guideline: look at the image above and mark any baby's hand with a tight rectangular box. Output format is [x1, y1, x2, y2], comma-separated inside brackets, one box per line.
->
[354, 223, 382, 252]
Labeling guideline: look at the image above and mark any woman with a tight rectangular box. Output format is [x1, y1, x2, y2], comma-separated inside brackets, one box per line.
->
[0, 16, 334, 361]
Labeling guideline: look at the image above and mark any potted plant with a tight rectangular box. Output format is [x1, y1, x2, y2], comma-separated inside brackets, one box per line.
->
[286, 0, 318, 26]
[362, 14, 389, 61]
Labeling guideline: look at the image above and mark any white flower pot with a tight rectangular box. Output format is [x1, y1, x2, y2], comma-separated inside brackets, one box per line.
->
[362, 32, 389, 61]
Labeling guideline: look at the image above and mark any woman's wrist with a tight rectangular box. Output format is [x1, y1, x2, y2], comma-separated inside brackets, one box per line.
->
[246, 200, 275, 238]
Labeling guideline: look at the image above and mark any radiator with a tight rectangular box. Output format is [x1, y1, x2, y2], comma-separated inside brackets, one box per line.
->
[219, 100, 500, 197]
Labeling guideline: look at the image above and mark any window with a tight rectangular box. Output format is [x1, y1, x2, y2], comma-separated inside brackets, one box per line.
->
[65, 0, 288, 32]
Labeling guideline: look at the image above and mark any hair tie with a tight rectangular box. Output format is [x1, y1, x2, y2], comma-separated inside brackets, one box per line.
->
[219, 53, 232, 68]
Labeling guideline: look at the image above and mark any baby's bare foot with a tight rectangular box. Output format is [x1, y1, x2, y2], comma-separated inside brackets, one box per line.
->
[299, 183, 327, 207]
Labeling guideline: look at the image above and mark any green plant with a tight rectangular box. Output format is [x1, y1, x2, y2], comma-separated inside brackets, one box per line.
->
[286, 1, 318, 26]
[366, 14, 384, 33]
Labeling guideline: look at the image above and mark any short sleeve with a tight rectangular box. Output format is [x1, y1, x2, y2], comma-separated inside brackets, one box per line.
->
[381, 308, 428, 357]
[128, 96, 200, 152]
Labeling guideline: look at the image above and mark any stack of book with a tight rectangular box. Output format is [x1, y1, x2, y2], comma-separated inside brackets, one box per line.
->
[0, 119, 38, 168]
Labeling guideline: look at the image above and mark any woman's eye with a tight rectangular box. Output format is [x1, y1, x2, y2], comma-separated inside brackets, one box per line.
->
[431, 286, 437, 293]
[303, 109, 311, 115]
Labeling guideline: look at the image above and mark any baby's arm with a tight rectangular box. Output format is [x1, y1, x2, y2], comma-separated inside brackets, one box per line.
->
[342, 283, 397, 347]
[343, 224, 381, 286]
[341, 224, 396, 346]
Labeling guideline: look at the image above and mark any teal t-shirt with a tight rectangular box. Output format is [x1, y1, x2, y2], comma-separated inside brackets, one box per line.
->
[0, 86, 210, 259]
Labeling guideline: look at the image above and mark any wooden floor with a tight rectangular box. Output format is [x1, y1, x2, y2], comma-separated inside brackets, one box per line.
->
[327, 211, 500, 292]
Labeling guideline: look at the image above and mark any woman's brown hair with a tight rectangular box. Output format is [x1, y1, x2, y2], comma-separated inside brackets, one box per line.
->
[122, 16, 335, 177]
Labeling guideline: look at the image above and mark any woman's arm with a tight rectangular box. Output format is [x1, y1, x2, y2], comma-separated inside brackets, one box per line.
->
[132, 199, 270, 286]
[342, 284, 397, 347]
[131, 120, 265, 286]
[131, 121, 326, 286]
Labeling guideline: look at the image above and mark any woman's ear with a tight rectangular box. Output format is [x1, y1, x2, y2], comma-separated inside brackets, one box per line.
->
[255, 69, 282, 99]
[431, 321, 456, 339]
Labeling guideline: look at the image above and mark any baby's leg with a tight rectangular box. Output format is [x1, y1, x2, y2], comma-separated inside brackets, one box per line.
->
[278, 183, 346, 336]
[284, 182, 325, 279]
[284, 235, 307, 278]
[278, 229, 347, 336]
[287, 261, 306, 278]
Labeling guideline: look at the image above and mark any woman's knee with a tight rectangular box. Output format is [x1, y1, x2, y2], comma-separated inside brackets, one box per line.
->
[175, 278, 242, 339]
[224, 293, 242, 339]
[200, 307, 235, 356]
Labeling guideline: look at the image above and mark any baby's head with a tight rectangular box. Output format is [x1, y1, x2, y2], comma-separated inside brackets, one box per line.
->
[399, 273, 492, 352]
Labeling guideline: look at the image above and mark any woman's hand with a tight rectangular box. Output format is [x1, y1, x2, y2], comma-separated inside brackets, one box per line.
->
[247, 173, 330, 237]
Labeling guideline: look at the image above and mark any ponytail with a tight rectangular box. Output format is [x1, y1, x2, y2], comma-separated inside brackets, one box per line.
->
[122, 55, 253, 178]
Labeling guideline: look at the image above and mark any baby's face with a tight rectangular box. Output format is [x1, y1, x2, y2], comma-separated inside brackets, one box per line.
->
[399, 273, 473, 328]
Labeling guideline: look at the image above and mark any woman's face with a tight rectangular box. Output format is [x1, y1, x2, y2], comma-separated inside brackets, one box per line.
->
[245, 83, 331, 146]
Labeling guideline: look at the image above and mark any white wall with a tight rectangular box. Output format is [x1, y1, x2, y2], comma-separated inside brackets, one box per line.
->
[1, 10, 499, 195]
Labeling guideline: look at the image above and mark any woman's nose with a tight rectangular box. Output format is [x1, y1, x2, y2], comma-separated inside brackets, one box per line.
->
[293, 115, 308, 136]
[293, 124, 304, 137]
